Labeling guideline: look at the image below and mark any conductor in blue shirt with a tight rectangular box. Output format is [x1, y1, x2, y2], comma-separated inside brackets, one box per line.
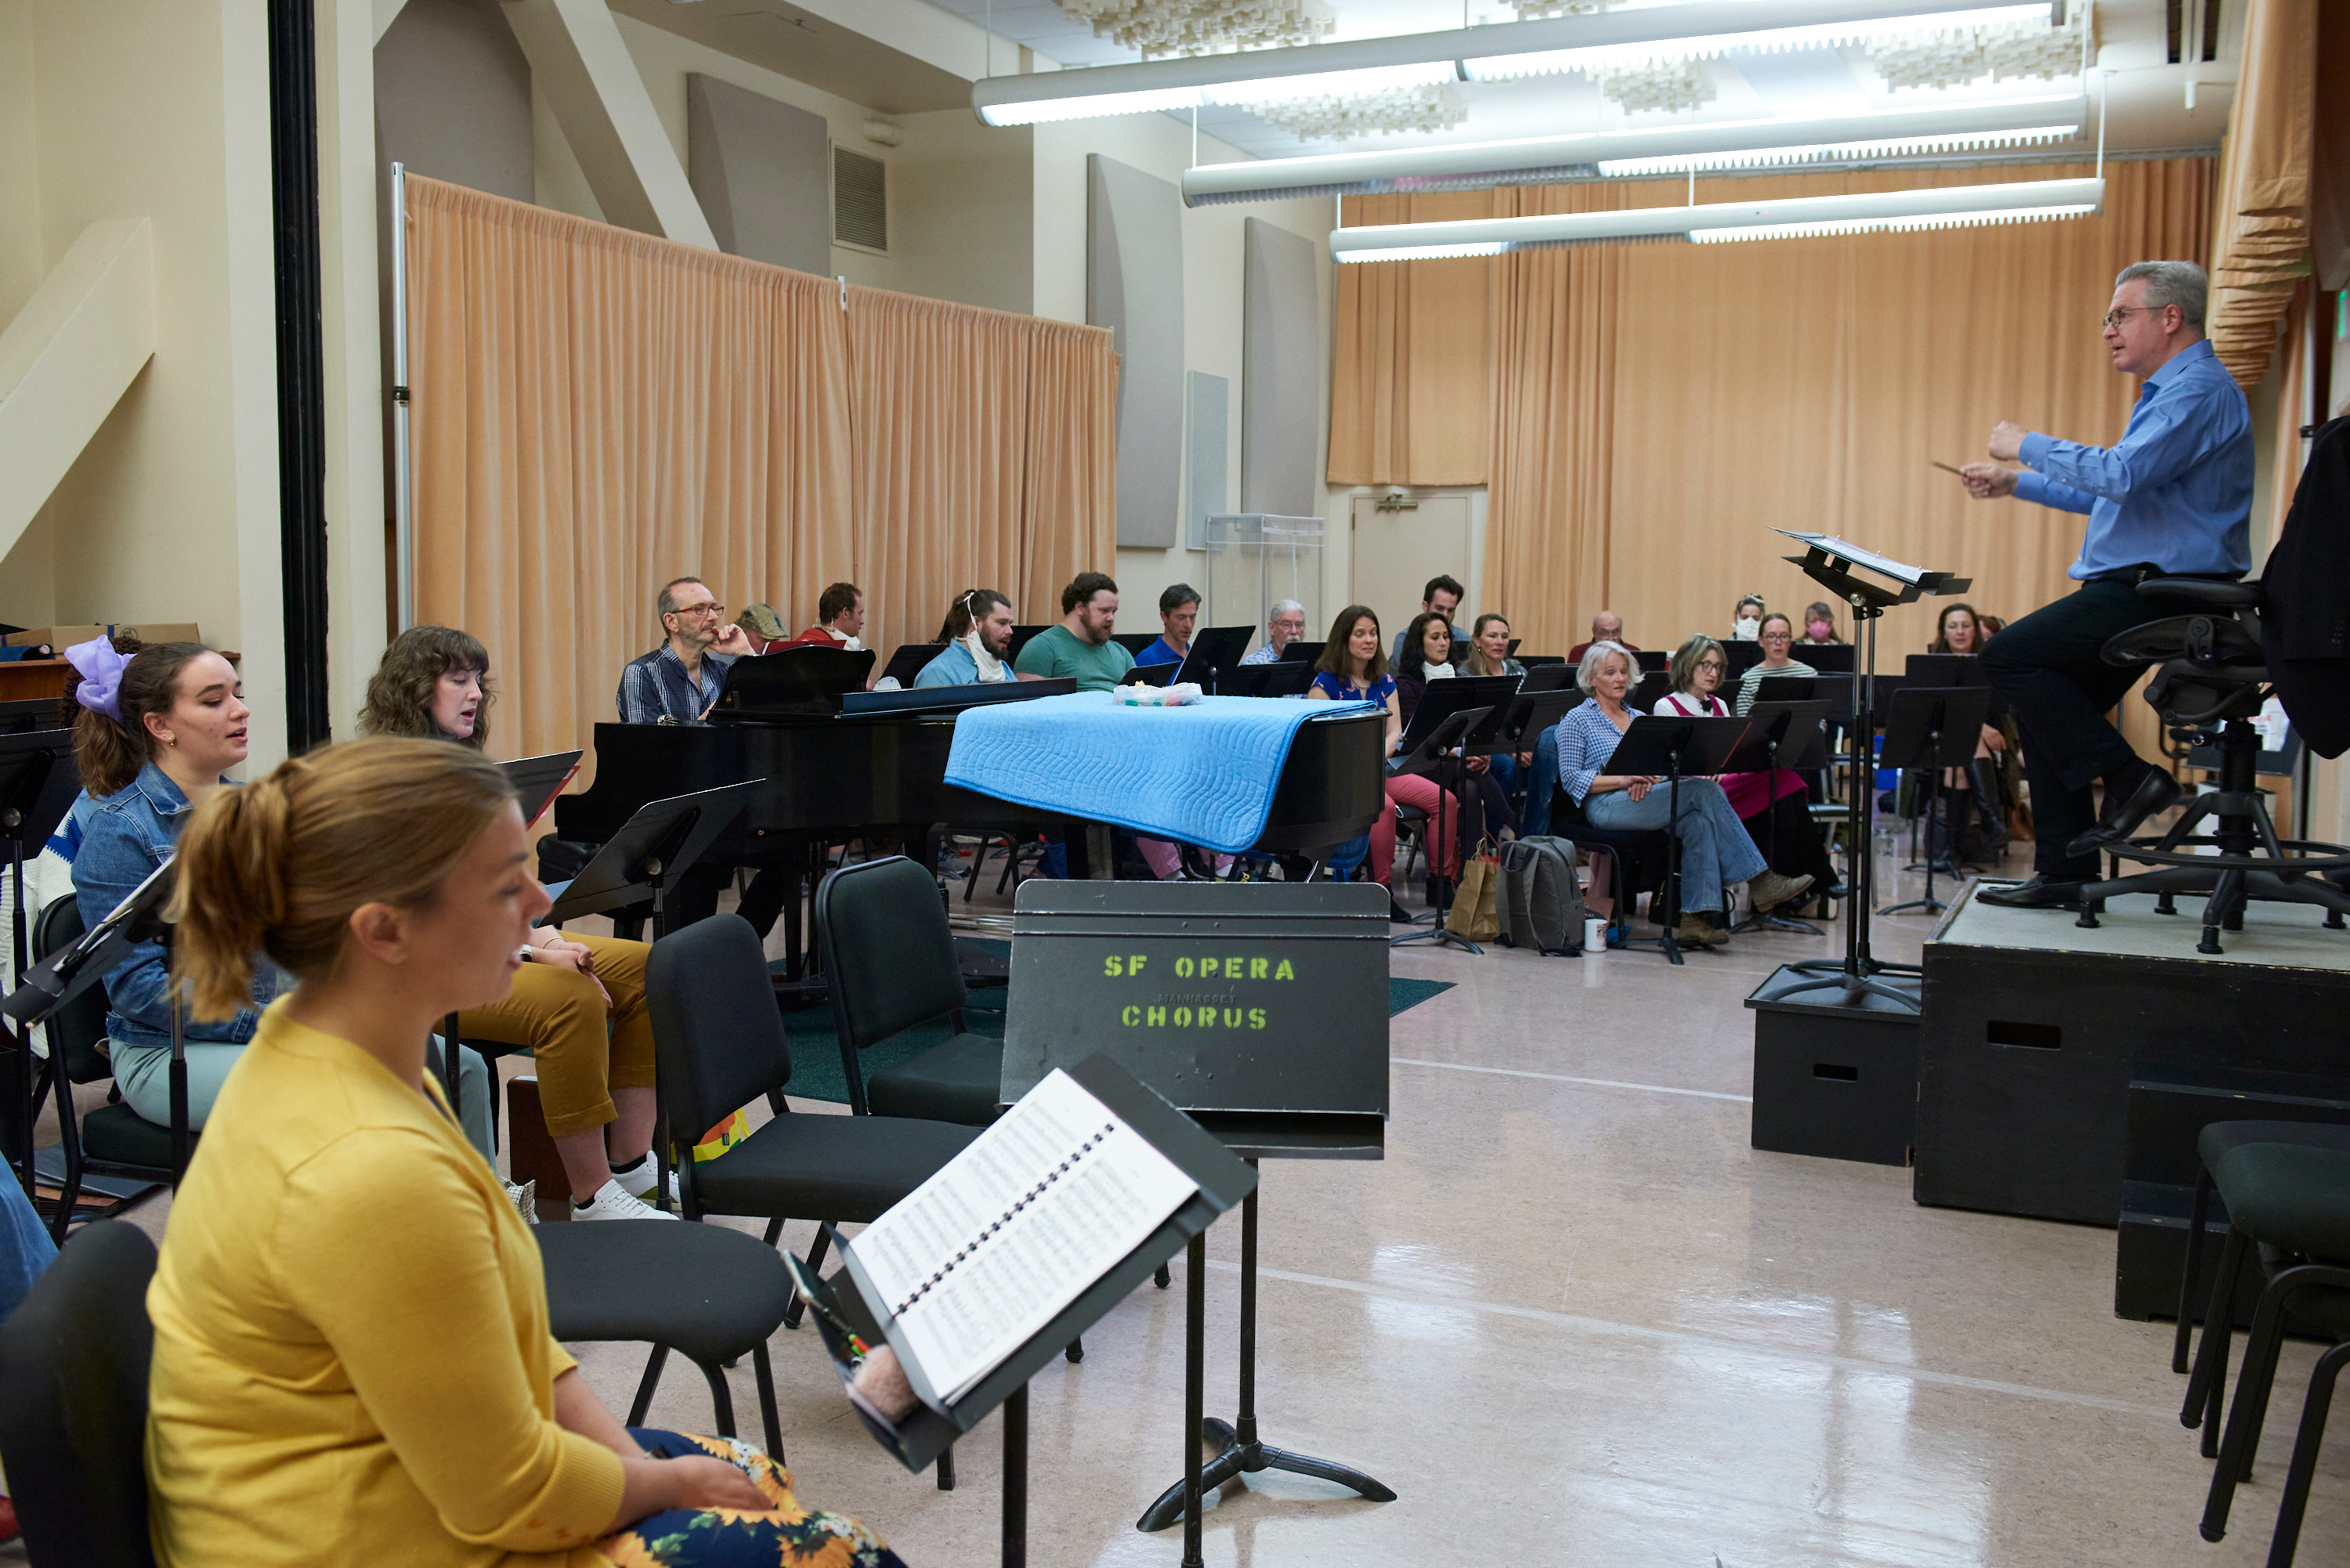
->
[1959, 260, 2253, 909]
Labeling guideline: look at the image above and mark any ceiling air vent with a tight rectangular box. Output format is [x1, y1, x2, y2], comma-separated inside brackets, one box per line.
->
[832, 144, 888, 255]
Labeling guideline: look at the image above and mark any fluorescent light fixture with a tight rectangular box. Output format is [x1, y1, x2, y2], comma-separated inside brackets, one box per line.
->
[1463, 2, 2053, 81]
[972, 0, 2066, 126]
[1180, 97, 2081, 204]
[1688, 203, 2096, 240]
[1327, 175, 2101, 261]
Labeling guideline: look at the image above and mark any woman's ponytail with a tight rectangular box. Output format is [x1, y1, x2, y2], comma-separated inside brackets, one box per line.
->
[170, 769, 297, 1022]
[165, 739, 515, 1021]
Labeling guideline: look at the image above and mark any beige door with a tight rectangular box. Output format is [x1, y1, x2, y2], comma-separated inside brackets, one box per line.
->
[1350, 493, 1472, 652]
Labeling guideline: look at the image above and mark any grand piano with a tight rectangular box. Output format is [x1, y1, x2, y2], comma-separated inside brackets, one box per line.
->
[556, 646, 1389, 961]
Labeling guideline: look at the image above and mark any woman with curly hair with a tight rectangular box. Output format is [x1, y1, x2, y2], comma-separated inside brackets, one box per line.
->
[361, 626, 671, 1222]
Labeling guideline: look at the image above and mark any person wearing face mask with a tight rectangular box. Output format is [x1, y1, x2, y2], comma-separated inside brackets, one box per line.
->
[1729, 595, 1767, 642]
[1799, 603, 1844, 645]
[1241, 600, 1308, 665]
[63, 639, 499, 1151]
[916, 588, 1018, 686]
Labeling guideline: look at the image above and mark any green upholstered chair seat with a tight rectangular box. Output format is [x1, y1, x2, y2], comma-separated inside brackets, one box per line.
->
[2214, 1143, 2350, 1266]
[78, 1102, 185, 1173]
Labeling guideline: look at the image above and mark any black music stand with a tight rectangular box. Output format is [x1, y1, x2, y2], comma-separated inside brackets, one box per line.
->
[1597, 716, 1750, 964]
[710, 645, 876, 717]
[1520, 663, 1577, 694]
[1278, 640, 1325, 664]
[1723, 700, 1831, 937]
[1466, 689, 1579, 825]
[1171, 626, 1256, 693]
[1875, 686, 1991, 917]
[1217, 661, 1314, 699]
[879, 642, 945, 688]
[501, 751, 581, 829]
[2, 858, 184, 1189]
[1000, 881, 1396, 1566]
[1125, 661, 1178, 688]
[0, 728, 76, 1188]
[1757, 532, 1969, 1013]
[1389, 706, 1495, 954]
[797, 1053, 1255, 1568]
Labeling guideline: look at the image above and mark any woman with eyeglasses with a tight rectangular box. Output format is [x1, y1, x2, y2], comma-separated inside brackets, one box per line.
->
[1658, 635, 1840, 901]
[1731, 613, 1817, 716]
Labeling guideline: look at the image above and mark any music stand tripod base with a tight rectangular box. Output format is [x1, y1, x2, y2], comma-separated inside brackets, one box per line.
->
[1137, 1175, 1394, 1538]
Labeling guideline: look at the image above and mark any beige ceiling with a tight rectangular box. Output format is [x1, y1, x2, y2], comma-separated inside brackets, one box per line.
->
[606, 0, 973, 114]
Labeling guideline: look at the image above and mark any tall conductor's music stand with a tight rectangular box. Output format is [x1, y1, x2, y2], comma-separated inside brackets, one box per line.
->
[1758, 531, 1969, 1013]
[1875, 685, 1991, 917]
[1596, 716, 1751, 964]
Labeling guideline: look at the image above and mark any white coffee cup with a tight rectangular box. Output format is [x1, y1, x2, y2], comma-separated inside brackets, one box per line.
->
[1584, 916, 1607, 952]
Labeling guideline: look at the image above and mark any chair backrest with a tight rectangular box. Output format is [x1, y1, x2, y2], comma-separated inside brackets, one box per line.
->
[815, 857, 964, 1052]
[33, 894, 114, 1087]
[0, 1220, 159, 1568]
[643, 913, 793, 1141]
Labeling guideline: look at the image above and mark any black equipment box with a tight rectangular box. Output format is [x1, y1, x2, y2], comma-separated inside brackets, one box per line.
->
[1000, 880, 1390, 1152]
[1745, 964, 1919, 1167]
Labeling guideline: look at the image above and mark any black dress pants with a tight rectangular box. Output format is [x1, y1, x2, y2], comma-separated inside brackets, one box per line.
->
[1979, 576, 2200, 879]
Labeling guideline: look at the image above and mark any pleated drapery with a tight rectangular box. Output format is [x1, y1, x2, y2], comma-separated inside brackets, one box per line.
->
[403, 175, 1117, 765]
[1327, 157, 2214, 661]
[2206, 0, 2316, 388]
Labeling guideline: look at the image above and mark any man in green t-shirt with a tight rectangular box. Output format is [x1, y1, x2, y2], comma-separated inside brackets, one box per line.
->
[1014, 571, 1135, 692]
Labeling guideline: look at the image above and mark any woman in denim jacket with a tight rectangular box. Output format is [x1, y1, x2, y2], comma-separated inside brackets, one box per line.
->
[65, 638, 497, 1147]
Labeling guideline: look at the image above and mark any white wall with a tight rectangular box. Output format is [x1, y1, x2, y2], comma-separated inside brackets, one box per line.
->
[0, 0, 287, 766]
[1028, 114, 1336, 634]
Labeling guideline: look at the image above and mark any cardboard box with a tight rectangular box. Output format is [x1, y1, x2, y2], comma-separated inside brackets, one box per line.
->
[3, 623, 202, 652]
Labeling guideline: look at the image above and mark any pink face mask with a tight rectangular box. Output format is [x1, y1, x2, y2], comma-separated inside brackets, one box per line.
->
[1807, 620, 1831, 639]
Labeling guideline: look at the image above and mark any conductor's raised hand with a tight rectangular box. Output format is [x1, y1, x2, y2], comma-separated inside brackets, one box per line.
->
[709, 623, 756, 658]
[1987, 421, 2029, 462]
[1958, 464, 2017, 500]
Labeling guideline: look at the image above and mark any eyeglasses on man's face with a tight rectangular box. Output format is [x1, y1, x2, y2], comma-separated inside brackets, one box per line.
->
[2102, 305, 2165, 330]
[674, 602, 725, 619]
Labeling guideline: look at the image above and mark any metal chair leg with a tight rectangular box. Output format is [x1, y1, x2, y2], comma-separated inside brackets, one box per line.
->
[754, 1344, 783, 1461]
[2265, 1339, 2350, 1567]
[2186, 1229, 2247, 1436]
[2205, 1268, 2311, 1537]
[628, 1345, 671, 1426]
[784, 1225, 830, 1329]
[698, 1357, 738, 1439]
[937, 1441, 956, 1491]
[2177, 1166, 2215, 1374]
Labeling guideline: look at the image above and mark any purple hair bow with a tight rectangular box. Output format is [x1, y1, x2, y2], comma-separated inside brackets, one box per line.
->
[64, 636, 128, 723]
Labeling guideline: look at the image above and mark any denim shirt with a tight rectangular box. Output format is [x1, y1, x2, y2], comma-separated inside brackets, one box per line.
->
[72, 762, 284, 1051]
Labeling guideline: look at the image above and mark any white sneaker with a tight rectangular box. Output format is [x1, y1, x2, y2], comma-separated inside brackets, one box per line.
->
[611, 1157, 682, 1205]
[572, 1178, 679, 1222]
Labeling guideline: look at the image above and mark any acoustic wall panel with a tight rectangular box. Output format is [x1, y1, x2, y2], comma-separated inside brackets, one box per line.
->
[1242, 217, 1320, 518]
[1087, 154, 1184, 549]
[1184, 371, 1230, 551]
[686, 74, 831, 278]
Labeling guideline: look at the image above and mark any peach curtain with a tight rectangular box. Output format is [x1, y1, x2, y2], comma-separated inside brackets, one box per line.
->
[405, 175, 1116, 768]
[1326, 191, 1497, 486]
[1329, 158, 2211, 662]
[2207, 0, 2316, 388]
[843, 287, 1116, 653]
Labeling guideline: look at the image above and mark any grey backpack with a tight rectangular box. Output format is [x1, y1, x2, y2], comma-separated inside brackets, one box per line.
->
[1496, 835, 1583, 956]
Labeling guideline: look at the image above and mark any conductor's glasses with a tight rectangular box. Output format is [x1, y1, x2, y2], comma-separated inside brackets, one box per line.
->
[2101, 305, 2165, 329]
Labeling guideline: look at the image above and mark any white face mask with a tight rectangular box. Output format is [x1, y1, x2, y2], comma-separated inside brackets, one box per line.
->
[1732, 616, 1761, 640]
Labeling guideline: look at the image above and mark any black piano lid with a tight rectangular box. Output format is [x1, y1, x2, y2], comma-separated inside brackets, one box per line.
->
[711, 645, 876, 718]
[841, 678, 1076, 716]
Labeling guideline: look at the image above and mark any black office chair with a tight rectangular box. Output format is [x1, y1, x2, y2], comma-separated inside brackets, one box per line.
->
[31, 894, 186, 1243]
[2079, 579, 2350, 952]
[0, 1220, 159, 1568]
[1547, 786, 1684, 962]
[537, 1219, 794, 1460]
[812, 855, 1001, 1125]
[2177, 1136, 2350, 1564]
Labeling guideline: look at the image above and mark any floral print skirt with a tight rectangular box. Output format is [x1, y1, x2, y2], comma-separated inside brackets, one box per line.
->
[595, 1429, 905, 1568]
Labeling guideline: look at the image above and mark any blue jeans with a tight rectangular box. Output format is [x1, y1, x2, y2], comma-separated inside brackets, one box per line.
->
[1583, 777, 1766, 913]
[1520, 725, 1560, 840]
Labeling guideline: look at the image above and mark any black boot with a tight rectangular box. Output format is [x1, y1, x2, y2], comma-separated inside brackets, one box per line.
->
[1967, 759, 2011, 853]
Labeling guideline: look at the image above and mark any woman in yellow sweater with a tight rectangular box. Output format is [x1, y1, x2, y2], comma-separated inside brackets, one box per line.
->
[360, 626, 670, 1222]
[148, 737, 901, 1567]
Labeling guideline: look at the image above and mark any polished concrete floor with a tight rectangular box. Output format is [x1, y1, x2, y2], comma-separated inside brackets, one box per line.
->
[22, 835, 2350, 1566]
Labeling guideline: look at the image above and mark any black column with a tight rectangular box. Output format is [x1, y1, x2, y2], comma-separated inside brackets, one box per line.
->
[268, 0, 332, 756]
